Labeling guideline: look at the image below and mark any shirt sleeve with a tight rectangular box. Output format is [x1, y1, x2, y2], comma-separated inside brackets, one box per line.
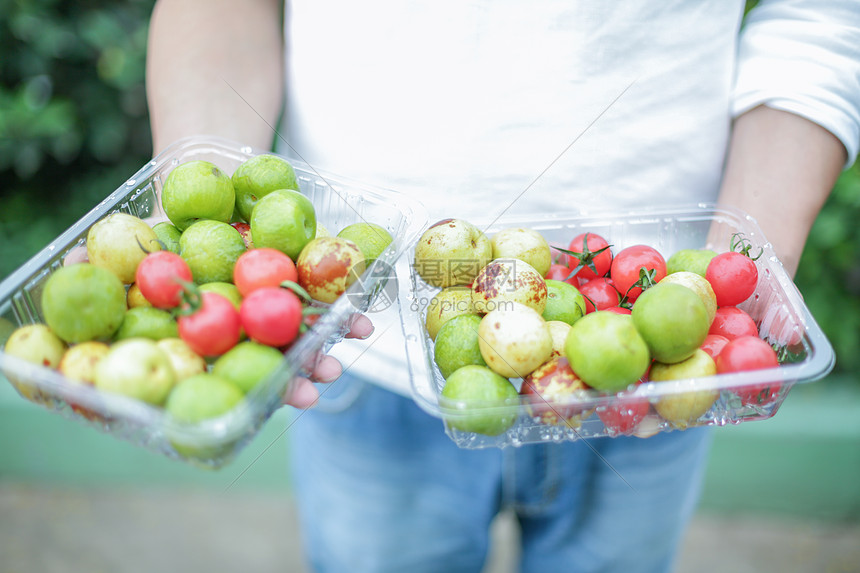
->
[732, 0, 860, 168]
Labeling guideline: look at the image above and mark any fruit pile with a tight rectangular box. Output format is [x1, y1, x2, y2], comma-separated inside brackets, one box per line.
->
[413, 218, 788, 437]
[3, 153, 392, 455]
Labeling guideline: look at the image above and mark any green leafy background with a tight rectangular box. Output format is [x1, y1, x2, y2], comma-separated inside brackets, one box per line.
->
[1, 0, 859, 379]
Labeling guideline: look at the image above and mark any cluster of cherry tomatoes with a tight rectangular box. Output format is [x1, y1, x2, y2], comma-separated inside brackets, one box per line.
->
[136, 247, 317, 358]
[547, 231, 782, 425]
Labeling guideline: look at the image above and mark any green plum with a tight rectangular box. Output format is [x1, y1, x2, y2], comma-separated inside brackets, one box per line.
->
[162, 160, 235, 231]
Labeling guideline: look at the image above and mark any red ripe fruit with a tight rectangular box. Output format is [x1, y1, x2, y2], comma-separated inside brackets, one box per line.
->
[565, 232, 613, 282]
[520, 356, 592, 426]
[545, 263, 580, 287]
[598, 379, 650, 436]
[604, 306, 632, 315]
[610, 244, 667, 302]
[578, 277, 620, 313]
[177, 292, 242, 357]
[598, 397, 650, 436]
[716, 335, 781, 406]
[709, 306, 758, 340]
[706, 251, 758, 307]
[135, 251, 193, 309]
[233, 247, 298, 297]
[700, 334, 730, 361]
[240, 286, 304, 348]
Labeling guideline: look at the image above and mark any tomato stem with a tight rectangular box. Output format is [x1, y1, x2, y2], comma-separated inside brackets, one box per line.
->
[135, 236, 156, 255]
[618, 267, 658, 307]
[581, 292, 597, 311]
[281, 280, 313, 303]
[172, 279, 202, 317]
[730, 233, 763, 261]
[554, 234, 613, 278]
[772, 342, 805, 364]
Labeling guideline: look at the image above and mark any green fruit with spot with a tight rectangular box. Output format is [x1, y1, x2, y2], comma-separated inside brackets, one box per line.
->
[162, 160, 236, 231]
[232, 154, 300, 222]
[542, 279, 586, 325]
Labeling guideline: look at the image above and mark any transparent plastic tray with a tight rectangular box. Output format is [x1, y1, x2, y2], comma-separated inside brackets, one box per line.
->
[400, 204, 835, 449]
[0, 136, 427, 468]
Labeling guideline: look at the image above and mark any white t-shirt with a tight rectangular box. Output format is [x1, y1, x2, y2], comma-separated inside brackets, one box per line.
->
[281, 0, 860, 396]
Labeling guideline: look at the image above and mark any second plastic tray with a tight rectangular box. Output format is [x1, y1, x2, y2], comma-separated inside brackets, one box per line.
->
[399, 204, 835, 449]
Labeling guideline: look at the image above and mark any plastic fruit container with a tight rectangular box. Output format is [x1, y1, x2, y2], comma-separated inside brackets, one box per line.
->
[0, 136, 427, 468]
[399, 204, 835, 449]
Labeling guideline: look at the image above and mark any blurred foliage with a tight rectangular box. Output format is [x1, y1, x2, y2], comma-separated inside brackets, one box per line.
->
[794, 163, 860, 376]
[1, 0, 859, 379]
[0, 0, 155, 278]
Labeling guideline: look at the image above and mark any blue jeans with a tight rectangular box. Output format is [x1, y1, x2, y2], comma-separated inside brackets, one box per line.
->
[288, 375, 712, 573]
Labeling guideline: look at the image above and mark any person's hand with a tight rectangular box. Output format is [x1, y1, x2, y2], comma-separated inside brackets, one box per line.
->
[285, 313, 374, 409]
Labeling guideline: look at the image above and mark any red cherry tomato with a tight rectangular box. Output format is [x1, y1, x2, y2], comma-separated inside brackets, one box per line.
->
[716, 335, 781, 406]
[240, 286, 304, 347]
[233, 248, 298, 297]
[709, 306, 758, 340]
[700, 334, 730, 360]
[706, 251, 758, 306]
[610, 245, 667, 302]
[597, 379, 650, 435]
[545, 263, 580, 286]
[135, 251, 193, 309]
[598, 397, 650, 435]
[565, 232, 613, 282]
[177, 292, 242, 357]
[716, 335, 779, 372]
[604, 306, 632, 315]
[578, 277, 620, 313]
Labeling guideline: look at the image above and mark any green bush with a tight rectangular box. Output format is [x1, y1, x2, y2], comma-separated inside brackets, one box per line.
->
[795, 163, 860, 376]
[0, 0, 155, 279]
